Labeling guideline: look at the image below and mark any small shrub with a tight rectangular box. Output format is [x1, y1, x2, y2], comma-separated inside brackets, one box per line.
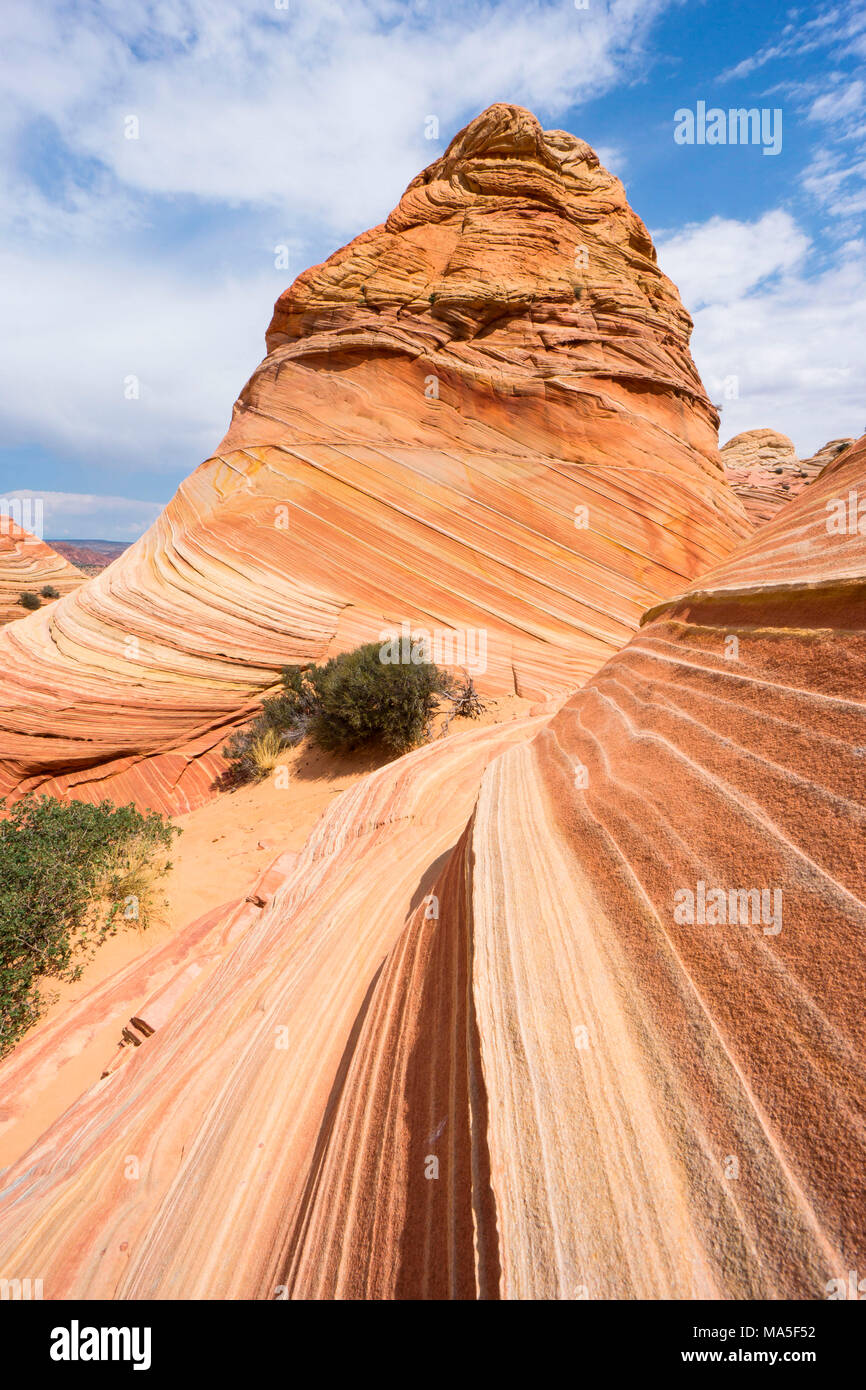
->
[0, 796, 179, 1057]
[438, 672, 488, 735]
[40, 584, 60, 599]
[249, 727, 283, 779]
[444, 673, 486, 719]
[219, 668, 319, 785]
[309, 643, 449, 755]
[221, 643, 451, 784]
[19, 591, 41, 610]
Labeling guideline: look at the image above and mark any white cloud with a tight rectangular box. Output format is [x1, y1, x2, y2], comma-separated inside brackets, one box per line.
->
[808, 78, 865, 123]
[0, 247, 282, 473]
[594, 144, 626, 174]
[717, 8, 866, 237]
[801, 146, 866, 222]
[656, 211, 809, 309]
[718, 4, 866, 81]
[1, 490, 163, 540]
[656, 218, 866, 455]
[801, 77, 866, 232]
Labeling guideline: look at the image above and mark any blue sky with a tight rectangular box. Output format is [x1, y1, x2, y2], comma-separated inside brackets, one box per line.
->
[0, 0, 864, 538]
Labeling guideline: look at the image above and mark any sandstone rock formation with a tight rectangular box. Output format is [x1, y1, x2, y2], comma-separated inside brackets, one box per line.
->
[0, 710, 552, 1295]
[410, 428, 865, 1300]
[0, 436, 861, 1300]
[802, 436, 855, 475]
[0, 104, 749, 816]
[0, 519, 84, 625]
[275, 437, 866, 1300]
[721, 428, 854, 527]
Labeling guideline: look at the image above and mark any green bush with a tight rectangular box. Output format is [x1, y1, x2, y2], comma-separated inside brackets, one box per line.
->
[220, 667, 320, 785]
[40, 584, 60, 599]
[0, 796, 179, 1057]
[309, 643, 449, 754]
[221, 644, 452, 784]
[19, 591, 41, 610]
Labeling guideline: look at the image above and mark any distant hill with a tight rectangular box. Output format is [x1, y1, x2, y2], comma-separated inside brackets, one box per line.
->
[49, 539, 130, 575]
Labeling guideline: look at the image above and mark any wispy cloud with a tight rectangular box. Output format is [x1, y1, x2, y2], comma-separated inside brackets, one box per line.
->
[657, 217, 866, 454]
[801, 75, 866, 230]
[718, 3, 866, 82]
[717, 4, 866, 234]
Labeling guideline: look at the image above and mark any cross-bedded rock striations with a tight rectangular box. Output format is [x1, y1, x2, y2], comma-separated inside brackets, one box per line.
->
[281, 433, 866, 1298]
[0, 439, 861, 1301]
[0, 521, 84, 625]
[0, 711, 551, 1297]
[0, 104, 748, 815]
[420, 429, 866, 1299]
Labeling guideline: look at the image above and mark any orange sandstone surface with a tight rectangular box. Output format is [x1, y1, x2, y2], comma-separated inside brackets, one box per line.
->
[2, 104, 858, 1303]
[0, 695, 530, 1168]
[0, 710, 552, 1296]
[0, 433, 862, 1298]
[0, 104, 748, 816]
[0, 520, 84, 625]
[721, 428, 854, 528]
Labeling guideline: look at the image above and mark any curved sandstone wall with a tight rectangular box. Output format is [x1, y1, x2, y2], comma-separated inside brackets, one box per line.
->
[0, 104, 748, 815]
[0, 438, 860, 1299]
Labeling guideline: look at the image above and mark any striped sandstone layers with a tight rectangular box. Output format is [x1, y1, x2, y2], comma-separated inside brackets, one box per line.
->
[0, 441, 862, 1300]
[385, 428, 864, 1299]
[0, 710, 551, 1296]
[283, 433, 866, 1298]
[0, 520, 84, 625]
[722, 428, 854, 527]
[0, 104, 748, 815]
